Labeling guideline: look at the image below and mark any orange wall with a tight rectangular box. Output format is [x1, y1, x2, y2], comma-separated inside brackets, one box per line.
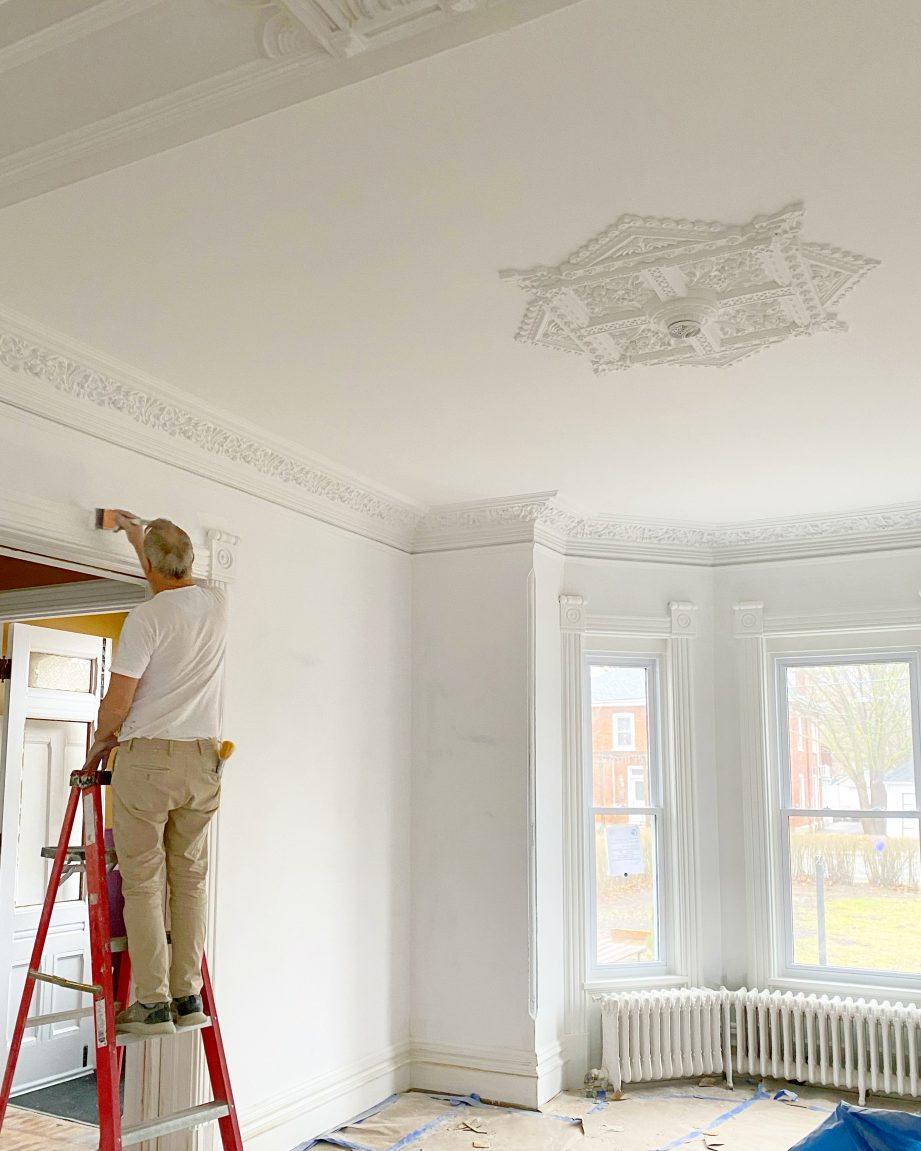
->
[3, 612, 127, 657]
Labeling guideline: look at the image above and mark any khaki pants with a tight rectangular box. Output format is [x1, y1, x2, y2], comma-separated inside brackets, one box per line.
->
[112, 738, 221, 1004]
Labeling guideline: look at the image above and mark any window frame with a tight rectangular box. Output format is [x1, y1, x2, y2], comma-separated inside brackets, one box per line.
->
[583, 651, 670, 983]
[771, 642, 921, 989]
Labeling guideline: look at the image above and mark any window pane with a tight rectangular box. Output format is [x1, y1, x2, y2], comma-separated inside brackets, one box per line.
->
[785, 661, 916, 813]
[594, 813, 659, 966]
[789, 815, 921, 974]
[28, 652, 94, 693]
[591, 665, 650, 807]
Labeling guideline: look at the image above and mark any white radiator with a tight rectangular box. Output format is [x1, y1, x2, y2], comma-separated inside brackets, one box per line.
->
[600, 989, 727, 1092]
[601, 986, 921, 1106]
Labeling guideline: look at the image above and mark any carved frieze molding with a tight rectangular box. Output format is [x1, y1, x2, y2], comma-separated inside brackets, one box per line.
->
[416, 494, 921, 564]
[0, 305, 421, 551]
[3, 306, 921, 564]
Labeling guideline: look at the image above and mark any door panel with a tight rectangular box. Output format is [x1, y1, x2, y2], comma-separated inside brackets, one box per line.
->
[0, 624, 107, 1093]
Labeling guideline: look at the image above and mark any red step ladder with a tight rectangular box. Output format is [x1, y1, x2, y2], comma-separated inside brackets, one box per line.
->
[0, 760, 242, 1150]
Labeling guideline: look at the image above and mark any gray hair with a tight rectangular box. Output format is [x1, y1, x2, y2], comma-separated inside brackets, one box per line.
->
[143, 519, 194, 580]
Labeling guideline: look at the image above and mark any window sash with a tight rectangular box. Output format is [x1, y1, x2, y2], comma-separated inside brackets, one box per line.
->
[774, 648, 921, 983]
[585, 655, 666, 978]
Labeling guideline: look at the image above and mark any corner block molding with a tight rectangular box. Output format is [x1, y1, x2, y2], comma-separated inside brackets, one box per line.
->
[502, 203, 879, 372]
[669, 601, 698, 637]
[206, 529, 239, 585]
[559, 594, 586, 632]
[733, 602, 765, 637]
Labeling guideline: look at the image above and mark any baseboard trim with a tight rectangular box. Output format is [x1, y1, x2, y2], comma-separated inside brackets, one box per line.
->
[410, 1040, 565, 1109]
[239, 1038, 572, 1147]
[240, 1040, 412, 1150]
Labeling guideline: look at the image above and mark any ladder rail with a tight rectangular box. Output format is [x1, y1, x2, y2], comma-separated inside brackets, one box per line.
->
[201, 953, 243, 1151]
[0, 783, 82, 1126]
[84, 783, 122, 1150]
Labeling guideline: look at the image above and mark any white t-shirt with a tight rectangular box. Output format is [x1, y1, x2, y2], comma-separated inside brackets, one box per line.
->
[112, 585, 227, 741]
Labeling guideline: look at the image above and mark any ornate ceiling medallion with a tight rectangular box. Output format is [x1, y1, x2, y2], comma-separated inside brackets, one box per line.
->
[501, 204, 878, 371]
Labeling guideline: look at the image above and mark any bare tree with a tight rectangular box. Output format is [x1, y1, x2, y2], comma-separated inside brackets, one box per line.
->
[788, 662, 912, 833]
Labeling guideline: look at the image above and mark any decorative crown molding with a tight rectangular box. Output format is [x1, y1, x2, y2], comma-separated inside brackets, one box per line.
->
[3, 306, 921, 566]
[415, 493, 921, 565]
[502, 203, 879, 372]
[0, 305, 421, 551]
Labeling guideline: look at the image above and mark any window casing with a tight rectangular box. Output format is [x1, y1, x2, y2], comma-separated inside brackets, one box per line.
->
[771, 642, 921, 989]
[584, 653, 668, 982]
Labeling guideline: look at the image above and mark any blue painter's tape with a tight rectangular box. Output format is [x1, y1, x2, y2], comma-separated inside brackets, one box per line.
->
[388, 1112, 458, 1151]
[659, 1082, 770, 1150]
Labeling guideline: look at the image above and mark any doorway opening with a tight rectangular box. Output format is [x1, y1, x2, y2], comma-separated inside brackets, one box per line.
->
[0, 551, 135, 1134]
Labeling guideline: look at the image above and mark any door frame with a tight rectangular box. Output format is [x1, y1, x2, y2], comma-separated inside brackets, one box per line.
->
[0, 625, 108, 1092]
[0, 490, 238, 1151]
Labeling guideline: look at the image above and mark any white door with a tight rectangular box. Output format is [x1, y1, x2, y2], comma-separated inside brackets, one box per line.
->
[0, 624, 108, 1093]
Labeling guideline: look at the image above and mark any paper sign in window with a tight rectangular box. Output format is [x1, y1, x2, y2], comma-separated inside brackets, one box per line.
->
[605, 824, 645, 877]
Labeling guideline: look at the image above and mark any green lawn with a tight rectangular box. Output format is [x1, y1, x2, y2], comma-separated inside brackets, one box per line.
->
[792, 885, 921, 974]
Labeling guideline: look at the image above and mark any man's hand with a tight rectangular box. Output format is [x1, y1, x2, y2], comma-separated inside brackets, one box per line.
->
[82, 737, 119, 773]
[113, 509, 144, 547]
[112, 509, 147, 572]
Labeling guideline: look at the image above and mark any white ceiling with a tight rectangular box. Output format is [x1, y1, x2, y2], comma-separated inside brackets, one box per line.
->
[0, 0, 919, 522]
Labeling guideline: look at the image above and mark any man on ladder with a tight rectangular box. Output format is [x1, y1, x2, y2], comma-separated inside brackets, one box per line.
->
[88, 511, 227, 1037]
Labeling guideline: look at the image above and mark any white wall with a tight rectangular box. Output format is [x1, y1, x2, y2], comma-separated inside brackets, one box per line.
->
[0, 406, 413, 1150]
[411, 544, 538, 1102]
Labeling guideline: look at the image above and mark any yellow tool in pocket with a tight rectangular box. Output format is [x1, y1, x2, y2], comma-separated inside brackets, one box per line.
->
[217, 740, 235, 778]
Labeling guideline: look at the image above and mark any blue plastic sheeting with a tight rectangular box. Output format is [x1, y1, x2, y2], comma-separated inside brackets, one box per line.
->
[789, 1102, 921, 1151]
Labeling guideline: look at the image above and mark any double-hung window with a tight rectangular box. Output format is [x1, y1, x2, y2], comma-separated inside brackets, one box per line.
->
[585, 655, 665, 978]
[774, 646, 921, 985]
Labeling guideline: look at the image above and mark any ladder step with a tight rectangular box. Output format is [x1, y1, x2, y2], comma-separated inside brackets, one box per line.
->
[25, 1006, 95, 1028]
[110, 931, 171, 954]
[120, 1100, 231, 1145]
[29, 969, 101, 995]
[41, 846, 117, 866]
[116, 1018, 211, 1047]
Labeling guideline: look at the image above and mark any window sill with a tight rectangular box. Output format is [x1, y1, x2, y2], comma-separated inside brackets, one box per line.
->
[584, 974, 689, 994]
[771, 976, 921, 1006]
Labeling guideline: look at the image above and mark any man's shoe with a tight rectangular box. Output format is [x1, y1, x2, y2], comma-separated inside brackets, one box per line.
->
[116, 1001, 176, 1036]
[172, 994, 210, 1028]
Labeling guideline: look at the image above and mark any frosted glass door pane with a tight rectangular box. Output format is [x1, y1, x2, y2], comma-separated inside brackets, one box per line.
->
[16, 720, 89, 907]
[28, 653, 94, 693]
